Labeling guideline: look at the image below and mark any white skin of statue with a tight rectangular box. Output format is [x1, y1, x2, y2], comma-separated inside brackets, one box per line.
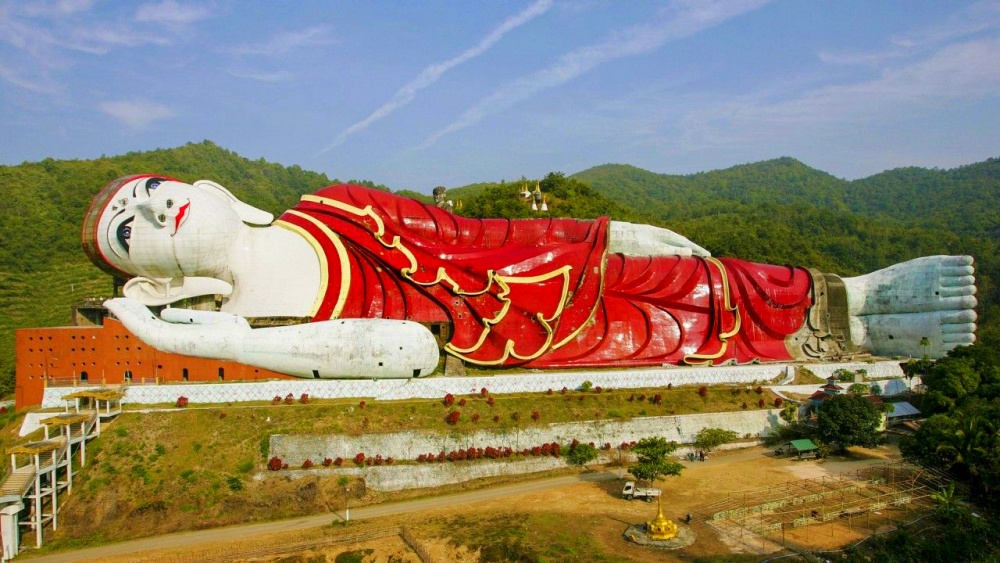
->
[97, 178, 976, 379]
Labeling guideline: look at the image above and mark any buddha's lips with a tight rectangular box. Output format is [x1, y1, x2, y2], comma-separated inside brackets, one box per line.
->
[173, 202, 190, 236]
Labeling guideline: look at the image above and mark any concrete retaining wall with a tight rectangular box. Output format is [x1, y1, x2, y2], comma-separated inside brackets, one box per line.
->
[270, 408, 782, 465]
[40, 362, 906, 409]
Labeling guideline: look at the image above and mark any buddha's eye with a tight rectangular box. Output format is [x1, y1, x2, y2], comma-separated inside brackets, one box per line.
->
[116, 217, 134, 252]
[144, 177, 166, 196]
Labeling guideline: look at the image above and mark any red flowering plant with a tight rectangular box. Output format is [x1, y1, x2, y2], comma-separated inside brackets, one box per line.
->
[443, 393, 455, 407]
[531, 411, 540, 421]
[323, 457, 333, 467]
[480, 387, 489, 397]
[300, 393, 309, 404]
[446, 410, 461, 425]
[284, 393, 294, 405]
[302, 459, 314, 469]
[698, 386, 708, 398]
[176, 396, 189, 408]
[773, 397, 784, 407]
[354, 452, 366, 466]
[334, 457, 344, 466]
[267, 456, 283, 471]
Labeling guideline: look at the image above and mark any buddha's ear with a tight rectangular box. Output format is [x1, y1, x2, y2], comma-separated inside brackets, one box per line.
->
[192, 180, 274, 225]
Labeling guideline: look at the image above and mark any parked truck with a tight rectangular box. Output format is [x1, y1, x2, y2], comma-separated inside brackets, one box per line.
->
[622, 481, 662, 502]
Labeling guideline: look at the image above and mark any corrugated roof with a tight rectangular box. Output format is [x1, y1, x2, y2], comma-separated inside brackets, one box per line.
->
[789, 439, 819, 451]
[887, 401, 921, 418]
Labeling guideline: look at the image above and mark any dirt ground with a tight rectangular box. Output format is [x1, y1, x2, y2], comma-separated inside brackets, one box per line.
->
[84, 443, 920, 563]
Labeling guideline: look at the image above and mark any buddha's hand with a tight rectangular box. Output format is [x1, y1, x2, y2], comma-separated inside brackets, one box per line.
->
[104, 298, 249, 362]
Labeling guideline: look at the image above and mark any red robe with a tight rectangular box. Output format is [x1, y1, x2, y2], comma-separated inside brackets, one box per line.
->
[276, 185, 813, 368]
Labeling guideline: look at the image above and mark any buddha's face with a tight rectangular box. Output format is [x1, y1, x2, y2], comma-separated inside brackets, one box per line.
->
[83, 176, 243, 279]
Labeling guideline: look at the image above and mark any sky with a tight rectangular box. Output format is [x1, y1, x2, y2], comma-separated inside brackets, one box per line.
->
[1, 0, 999, 193]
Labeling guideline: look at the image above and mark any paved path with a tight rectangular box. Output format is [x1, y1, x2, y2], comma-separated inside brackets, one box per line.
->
[24, 471, 616, 562]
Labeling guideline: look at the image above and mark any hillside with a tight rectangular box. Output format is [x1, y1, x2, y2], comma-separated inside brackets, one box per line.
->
[572, 157, 1000, 335]
[0, 141, 337, 396]
[2, 146, 999, 396]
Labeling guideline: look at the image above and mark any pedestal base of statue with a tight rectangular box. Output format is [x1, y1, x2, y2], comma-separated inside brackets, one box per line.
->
[623, 523, 696, 550]
[444, 355, 466, 377]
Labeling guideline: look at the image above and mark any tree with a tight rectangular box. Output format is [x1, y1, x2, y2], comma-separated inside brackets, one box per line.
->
[816, 394, 883, 453]
[847, 383, 871, 395]
[693, 428, 739, 452]
[629, 437, 683, 486]
[566, 443, 598, 467]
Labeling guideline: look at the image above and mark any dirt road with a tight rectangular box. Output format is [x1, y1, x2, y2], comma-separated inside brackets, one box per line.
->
[24, 471, 617, 562]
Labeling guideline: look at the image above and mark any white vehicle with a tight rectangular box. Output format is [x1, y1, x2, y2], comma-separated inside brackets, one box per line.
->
[622, 481, 662, 502]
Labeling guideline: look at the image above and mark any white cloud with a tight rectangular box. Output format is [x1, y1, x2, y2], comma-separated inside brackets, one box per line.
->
[677, 37, 1000, 150]
[224, 26, 331, 56]
[321, 0, 553, 153]
[100, 100, 174, 128]
[134, 1, 211, 25]
[226, 68, 294, 82]
[418, 0, 771, 149]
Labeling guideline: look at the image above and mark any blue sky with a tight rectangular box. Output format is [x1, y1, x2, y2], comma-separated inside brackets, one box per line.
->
[1, 1, 998, 193]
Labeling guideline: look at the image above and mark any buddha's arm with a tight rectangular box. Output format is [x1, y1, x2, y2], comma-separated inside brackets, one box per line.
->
[105, 298, 440, 378]
[608, 221, 711, 257]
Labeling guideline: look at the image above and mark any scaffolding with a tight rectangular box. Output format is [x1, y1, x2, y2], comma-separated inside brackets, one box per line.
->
[0, 397, 110, 560]
[703, 461, 951, 547]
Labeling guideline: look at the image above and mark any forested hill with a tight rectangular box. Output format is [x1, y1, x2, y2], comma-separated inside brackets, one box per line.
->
[1, 144, 998, 397]
[573, 157, 1000, 238]
[0, 141, 341, 396]
[569, 156, 1000, 353]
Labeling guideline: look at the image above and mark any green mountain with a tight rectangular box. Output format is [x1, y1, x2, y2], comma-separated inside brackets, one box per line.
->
[2, 145, 997, 398]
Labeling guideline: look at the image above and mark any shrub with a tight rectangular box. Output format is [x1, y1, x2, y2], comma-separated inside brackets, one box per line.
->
[386, 457, 395, 465]
[334, 457, 344, 466]
[446, 410, 461, 425]
[272, 396, 282, 405]
[755, 385, 764, 395]
[218, 411, 226, 419]
[300, 393, 310, 404]
[487, 396, 495, 406]
[323, 457, 333, 467]
[698, 386, 708, 397]
[561, 387, 568, 394]
[741, 402, 748, 409]
[652, 394, 663, 405]
[359, 400, 366, 409]
[176, 396, 189, 408]
[758, 398, 766, 407]
[492, 415, 500, 422]
[284, 393, 294, 405]
[546, 388, 553, 395]
[267, 456, 283, 471]
[443, 393, 455, 407]
[302, 459, 314, 469]
[481, 387, 489, 397]
[628, 394, 635, 402]
[580, 380, 593, 392]
[511, 412, 520, 421]
[774, 397, 784, 407]
[282, 463, 289, 470]
[458, 398, 467, 406]
[531, 411, 540, 421]
[471, 413, 481, 422]
[353, 453, 366, 466]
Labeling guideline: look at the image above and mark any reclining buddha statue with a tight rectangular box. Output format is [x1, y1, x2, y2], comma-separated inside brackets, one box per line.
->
[83, 175, 977, 379]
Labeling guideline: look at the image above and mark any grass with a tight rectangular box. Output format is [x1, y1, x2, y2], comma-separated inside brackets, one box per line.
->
[32, 381, 783, 551]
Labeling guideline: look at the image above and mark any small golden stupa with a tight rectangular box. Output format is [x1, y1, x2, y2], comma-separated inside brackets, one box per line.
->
[646, 497, 679, 540]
